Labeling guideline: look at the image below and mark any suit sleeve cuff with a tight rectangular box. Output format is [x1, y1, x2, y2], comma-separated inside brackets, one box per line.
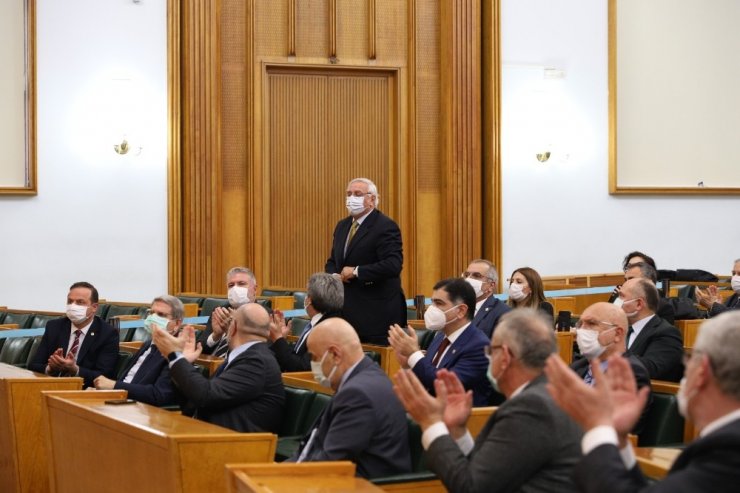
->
[167, 353, 185, 368]
[421, 422, 449, 450]
[582, 425, 636, 469]
[407, 351, 424, 369]
[353, 266, 359, 278]
[206, 334, 218, 347]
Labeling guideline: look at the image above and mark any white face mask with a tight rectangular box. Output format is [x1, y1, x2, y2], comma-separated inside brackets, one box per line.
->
[677, 377, 694, 418]
[228, 285, 251, 308]
[486, 354, 502, 393]
[731, 275, 740, 293]
[620, 298, 639, 318]
[424, 304, 461, 331]
[66, 303, 90, 324]
[576, 327, 615, 360]
[345, 195, 366, 215]
[465, 277, 485, 298]
[144, 314, 170, 335]
[311, 350, 337, 388]
[612, 297, 624, 308]
[508, 283, 527, 302]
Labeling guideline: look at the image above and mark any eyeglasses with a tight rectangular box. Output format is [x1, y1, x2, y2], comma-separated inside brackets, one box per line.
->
[484, 344, 504, 360]
[574, 319, 618, 330]
[462, 272, 494, 282]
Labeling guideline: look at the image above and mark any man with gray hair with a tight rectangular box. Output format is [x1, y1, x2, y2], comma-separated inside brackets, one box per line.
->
[393, 309, 583, 492]
[545, 311, 740, 492]
[154, 303, 285, 433]
[463, 258, 510, 338]
[269, 272, 344, 371]
[93, 295, 184, 406]
[325, 177, 406, 345]
[621, 261, 676, 324]
[198, 266, 258, 356]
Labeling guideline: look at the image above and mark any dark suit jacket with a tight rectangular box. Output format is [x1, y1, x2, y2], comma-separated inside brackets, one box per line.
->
[197, 300, 231, 355]
[169, 341, 285, 433]
[709, 293, 740, 317]
[269, 312, 339, 372]
[626, 315, 684, 382]
[472, 296, 511, 339]
[114, 340, 177, 406]
[325, 209, 406, 344]
[29, 316, 118, 388]
[294, 356, 411, 479]
[412, 323, 492, 406]
[425, 375, 583, 493]
[574, 418, 740, 493]
[570, 354, 653, 434]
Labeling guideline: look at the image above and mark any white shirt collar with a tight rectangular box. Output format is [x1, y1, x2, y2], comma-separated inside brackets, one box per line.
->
[353, 208, 373, 225]
[309, 312, 324, 326]
[629, 313, 655, 342]
[509, 380, 530, 400]
[474, 298, 486, 315]
[71, 317, 94, 335]
[445, 322, 470, 344]
[700, 408, 740, 438]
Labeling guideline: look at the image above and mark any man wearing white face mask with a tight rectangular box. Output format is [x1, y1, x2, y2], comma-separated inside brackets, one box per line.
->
[696, 258, 740, 317]
[92, 295, 184, 406]
[544, 311, 740, 493]
[462, 259, 510, 339]
[388, 278, 492, 406]
[29, 281, 118, 388]
[325, 177, 406, 345]
[570, 302, 652, 434]
[198, 266, 258, 356]
[291, 318, 411, 479]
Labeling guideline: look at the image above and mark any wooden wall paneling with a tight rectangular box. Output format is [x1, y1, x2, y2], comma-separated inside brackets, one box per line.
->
[335, 0, 368, 62]
[168, 0, 182, 293]
[440, 0, 482, 278]
[287, 0, 296, 56]
[368, 0, 376, 60]
[328, 0, 336, 58]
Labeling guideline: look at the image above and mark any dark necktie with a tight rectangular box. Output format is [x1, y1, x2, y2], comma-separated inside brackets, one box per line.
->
[68, 330, 83, 360]
[344, 221, 359, 255]
[294, 322, 313, 353]
[432, 337, 451, 367]
[626, 326, 634, 348]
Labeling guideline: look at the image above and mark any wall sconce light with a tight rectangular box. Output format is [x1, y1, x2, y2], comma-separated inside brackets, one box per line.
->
[536, 151, 551, 163]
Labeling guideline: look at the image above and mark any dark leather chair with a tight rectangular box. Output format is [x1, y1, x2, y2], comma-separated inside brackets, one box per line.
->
[177, 296, 205, 308]
[275, 391, 332, 461]
[0, 311, 6, 324]
[31, 314, 59, 329]
[293, 291, 307, 310]
[371, 418, 437, 484]
[289, 317, 310, 337]
[201, 298, 227, 318]
[96, 304, 111, 319]
[279, 387, 316, 437]
[638, 392, 685, 446]
[130, 326, 150, 342]
[0, 337, 34, 366]
[22, 336, 43, 369]
[2, 313, 33, 329]
[115, 351, 135, 380]
[106, 305, 141, 320]
[255, 298, 272, 310]
[261, 289, 293, 297]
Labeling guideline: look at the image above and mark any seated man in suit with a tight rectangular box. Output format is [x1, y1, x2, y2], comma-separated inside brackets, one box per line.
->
[29, 281, 118, 388]
[268, 272, 343, 372]
[696, 258, 740, 317]
[618, 278, 684, 382]
[622, 261, 676, 324]
[198, 266, 258, 356]
[393, 309, 583, 493]
[571, 302, 652, 434]
[291, 318, 411, 479]
[544, 311, 740, 493]
[462, 258, 510, 339]
[92, 294, 183, 406]
[153, 302, 285, 433]
[388, 277, 492, 406]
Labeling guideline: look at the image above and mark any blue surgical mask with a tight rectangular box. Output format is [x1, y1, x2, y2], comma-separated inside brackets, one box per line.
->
[144, 313, 170, 334]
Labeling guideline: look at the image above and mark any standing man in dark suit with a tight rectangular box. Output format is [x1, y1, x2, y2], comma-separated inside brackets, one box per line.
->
[93, 294, 183, 406]
[198, 266, 258, 356]
[268, 272, 343, 372]
[618, 278, 684, 382]
[292, 318, 410, 479]
[545, 311, 740, 493]
[571, 302, 652, 434]
[29, 281, 118, 388]
[462, 258, 510, 339]
[325, 178, 406, 345]
[393, 309, 583, 493]
[153, 303, 285, 433]
[388, 278, 492, 406]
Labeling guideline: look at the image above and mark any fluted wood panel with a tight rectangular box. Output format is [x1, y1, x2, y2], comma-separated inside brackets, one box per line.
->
[266, 69, 393, 288]
[441, 0, 482, 277]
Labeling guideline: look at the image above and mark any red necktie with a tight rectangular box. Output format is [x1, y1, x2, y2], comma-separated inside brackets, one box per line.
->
[432, 337, 451, 367]
[68, 330, 83, 360]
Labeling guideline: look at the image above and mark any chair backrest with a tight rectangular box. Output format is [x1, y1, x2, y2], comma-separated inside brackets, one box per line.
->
[364, 351, 381, 365]
[293, 291, 307, 309]
[24, 336, 43, 369]
[115, 351, 135, 380]
[255, 298, 272, 310]
[106, 305, 141, 320]
[96, 303, 111, 319]
[0, 311, 7, 324]
[638, 392, 685, 446]
[0, 337, 34, 365]
[414, 328, 435, 351]
[2, 313, 33, 329]
[119, 327, 135, 342]
[261, 289, 293, 297]
[130, 326, 151, 342]
[406, 419, 428, 472]
[31, 314, 59, 329]
[177, 296, 205, 307]
[280, 387, 317, 437]
[290, 317, 310, 337]
[201, 298, 227, 318]
[299, 392, 332, 435]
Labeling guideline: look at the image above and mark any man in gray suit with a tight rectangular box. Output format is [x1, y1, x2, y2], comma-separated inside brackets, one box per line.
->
[292, 318, 411, 479]
[393, 309, 582, 492]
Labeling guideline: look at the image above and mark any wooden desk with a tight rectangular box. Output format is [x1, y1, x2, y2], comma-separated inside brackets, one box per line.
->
[362, 343, 402, 378]
[636, 447, 681, 480]
[119, 340, 144, 354]
[0, 363, 82, 493]
[226, 462, 384, 493]
[556, 331, 574, 364]
[674, 319, 703, 349]
[43, 391, 277, 493]
[468, 406, 495, 438]
[196, 354, 225, 376]
[283, 371, 334, 395]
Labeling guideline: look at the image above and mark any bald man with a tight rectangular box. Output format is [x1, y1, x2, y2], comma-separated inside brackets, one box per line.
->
[291, 318, 411, 479]
[154, 303, 285, 433]
[571, 302, 652, 434]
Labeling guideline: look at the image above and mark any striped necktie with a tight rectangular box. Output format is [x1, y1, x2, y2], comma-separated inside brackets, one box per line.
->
[294, 322, 313, 353]
[68, 330, 83, 360]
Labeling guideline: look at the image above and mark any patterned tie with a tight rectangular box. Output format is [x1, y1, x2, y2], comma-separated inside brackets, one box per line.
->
[431, 337, 451, 367]
[584, 367, 594, 386]
[344, 221, 359, 255]
[294, 322, 313, 353]
[68, 330, 83, 360]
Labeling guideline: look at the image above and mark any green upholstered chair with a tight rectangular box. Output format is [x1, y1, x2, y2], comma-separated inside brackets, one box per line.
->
[96, 304, 111, 319]
[0, 337, 34, 366]
[289, 317, 310, 337]
[30, 314, 59, 329]
[22, 336, 43, 369]
[130, 326, 151, 342]
[364, 351, 381, 364]
[177, 296, 205, 308]
[293, 291, 307, 310]
[0, 311, 6, 324]
[105, 305, 141, 320]
[261, 289, 293, 297]
[275, 391, 332, 461]
[115, 351, 135, 380]
[371, 418, 437, 484]
[279, 387, 316, 437]
[255, 298, 272, 310]
[2, 313, 33, 329]
[638, 392, 686, 447]
[201, 298, 227, 318]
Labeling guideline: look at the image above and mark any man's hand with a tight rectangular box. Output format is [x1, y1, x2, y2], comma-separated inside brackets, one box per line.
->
[393, 369, 445, 431]
[388, 324, 420, 356]
[340, 266, 356, 283]
[47, 348, 65, 373]
[210, 307, 233, 339]
[49, 349, 78, 376]
[93, 375, 117, 390]
[180, 325, 203, 363]
[601, 355, 651, 444]
[269, 310, 292, 342]
[436, 369, 473, 439]
[695, 285, 719, 309]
